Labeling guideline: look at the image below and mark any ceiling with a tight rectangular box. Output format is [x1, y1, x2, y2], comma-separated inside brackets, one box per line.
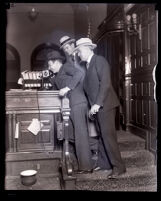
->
[6, 3, 135, 37]
[7, 3, 108, 36]
[7, 3, 107, 14]
[8, 3, 74, 14]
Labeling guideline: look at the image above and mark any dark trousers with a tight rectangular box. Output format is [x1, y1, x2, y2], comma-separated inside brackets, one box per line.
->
[96, 108, 125, 170]
[88, 119, 99, 152]
[70, 103, 93, 171]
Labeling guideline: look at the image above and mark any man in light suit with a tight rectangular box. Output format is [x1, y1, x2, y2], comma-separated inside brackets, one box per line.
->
[73, 38, 126, 178]
[47, 50, 93, 173]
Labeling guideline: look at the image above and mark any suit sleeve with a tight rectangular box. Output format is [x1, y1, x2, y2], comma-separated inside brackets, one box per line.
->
[95, 56, 111, 107]
[55, 63, 83, 90]
[63, 64, 83, 90]
[54, 72, 70, 89]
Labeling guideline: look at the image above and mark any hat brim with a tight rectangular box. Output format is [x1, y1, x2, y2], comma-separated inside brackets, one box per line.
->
[72, 43, 97, 54]
[60, 39, 75, 49]
[47, 56, 65, 62]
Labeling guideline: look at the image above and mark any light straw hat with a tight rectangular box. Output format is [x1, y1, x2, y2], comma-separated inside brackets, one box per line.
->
[59, 36, 75, 49]
[72, 38, 97, 53]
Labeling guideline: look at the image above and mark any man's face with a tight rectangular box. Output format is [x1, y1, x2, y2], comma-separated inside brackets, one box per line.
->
[77, 46, 91, 61]
[48, 60, 61, 74]
[62, 43, 75, 56]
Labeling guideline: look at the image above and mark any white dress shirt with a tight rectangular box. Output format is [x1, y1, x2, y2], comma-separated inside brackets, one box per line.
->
[86, 52, 94, 69]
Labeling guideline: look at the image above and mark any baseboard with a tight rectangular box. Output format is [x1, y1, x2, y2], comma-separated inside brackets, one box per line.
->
[126, 124, 148, 140]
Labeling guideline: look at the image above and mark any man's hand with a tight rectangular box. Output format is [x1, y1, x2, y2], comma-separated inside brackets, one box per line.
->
[59, 87, 71, 97]
[89, 104, 100, 116]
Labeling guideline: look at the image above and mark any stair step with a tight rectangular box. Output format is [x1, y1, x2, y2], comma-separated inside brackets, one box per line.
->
[76, 165, 156, 181]
[75, 146, 157, 191]
[117, 130, 145, 152]
[76, 176, 157, 191]
[117, 130, 145, 142]
[119, 140, 145, 152]
[121, 150, 155, 168]
[75, 166, 157, 191]
[68, 131, 156, 191]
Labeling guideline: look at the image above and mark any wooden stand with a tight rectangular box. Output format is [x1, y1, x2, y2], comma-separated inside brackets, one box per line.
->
[5, 90, 76, 189]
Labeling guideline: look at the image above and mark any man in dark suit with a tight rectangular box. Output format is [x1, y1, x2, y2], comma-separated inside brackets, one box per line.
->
[47, 50, 93, 173]
[73, 38, 126, 178]
[59, 36, 99, 168]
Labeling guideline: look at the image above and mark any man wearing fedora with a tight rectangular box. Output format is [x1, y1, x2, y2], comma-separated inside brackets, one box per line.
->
[59, 35, 99, 154]
[74, 38, 126, 178]
[46, 49, 93, 173]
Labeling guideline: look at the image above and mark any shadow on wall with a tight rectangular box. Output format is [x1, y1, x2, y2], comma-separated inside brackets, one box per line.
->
[30, 30, 76, 71]
[30, 42, 65, 71]
[6, 43, 21, 90]
[41, 30, 75, 47]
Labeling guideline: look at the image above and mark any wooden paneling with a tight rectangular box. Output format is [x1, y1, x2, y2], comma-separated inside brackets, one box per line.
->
[16, 113, 54, 152]
[5, 90, 63, 153]
[127, 4, 157, 154]
[95, 5, 125, 129]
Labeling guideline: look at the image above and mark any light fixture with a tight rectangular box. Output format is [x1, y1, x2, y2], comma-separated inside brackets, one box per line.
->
[28, 8, 39, 21]
[126, 13, 142, 40]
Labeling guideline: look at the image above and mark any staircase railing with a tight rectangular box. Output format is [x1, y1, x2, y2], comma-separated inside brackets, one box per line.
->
[61, 96, 73, 175]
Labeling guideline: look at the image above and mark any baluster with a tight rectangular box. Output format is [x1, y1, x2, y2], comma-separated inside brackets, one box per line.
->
[61, 96, 73, 175]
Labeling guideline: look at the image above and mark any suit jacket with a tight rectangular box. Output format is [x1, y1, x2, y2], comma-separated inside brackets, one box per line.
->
[83, 54, 120, 111]
[50, 60, 87, 107]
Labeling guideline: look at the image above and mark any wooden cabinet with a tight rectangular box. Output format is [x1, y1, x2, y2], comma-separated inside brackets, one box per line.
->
[5, 90, 65, 177]
[5, 90, 62, 152]
[12, 113, 55, 152]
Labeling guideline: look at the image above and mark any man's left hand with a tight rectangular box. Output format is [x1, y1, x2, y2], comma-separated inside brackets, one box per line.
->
[59, 87, 70, 96]
[89, 104, 100, 115]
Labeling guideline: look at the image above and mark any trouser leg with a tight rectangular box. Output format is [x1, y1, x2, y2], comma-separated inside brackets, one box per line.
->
[71, 104, 93, 171]
[97, 108, 125, 170]
[97, 134, 112, 170]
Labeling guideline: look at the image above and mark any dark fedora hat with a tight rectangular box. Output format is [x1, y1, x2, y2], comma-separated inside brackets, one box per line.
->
[47, 51, 65, 62]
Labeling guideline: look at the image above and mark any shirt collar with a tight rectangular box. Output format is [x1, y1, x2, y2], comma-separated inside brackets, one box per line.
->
[87, 52, 94, 64]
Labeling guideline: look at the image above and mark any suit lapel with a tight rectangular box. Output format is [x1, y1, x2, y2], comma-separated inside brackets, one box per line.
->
[84, 55, 96, 87]
[85, 54, 96, 78]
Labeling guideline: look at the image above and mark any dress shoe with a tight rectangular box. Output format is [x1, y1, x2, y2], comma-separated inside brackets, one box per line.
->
[93, 166, 101, 171]
[93, 167, 113, 176]
[77, 169, 93, 174]
[107, 167, 126, 179]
